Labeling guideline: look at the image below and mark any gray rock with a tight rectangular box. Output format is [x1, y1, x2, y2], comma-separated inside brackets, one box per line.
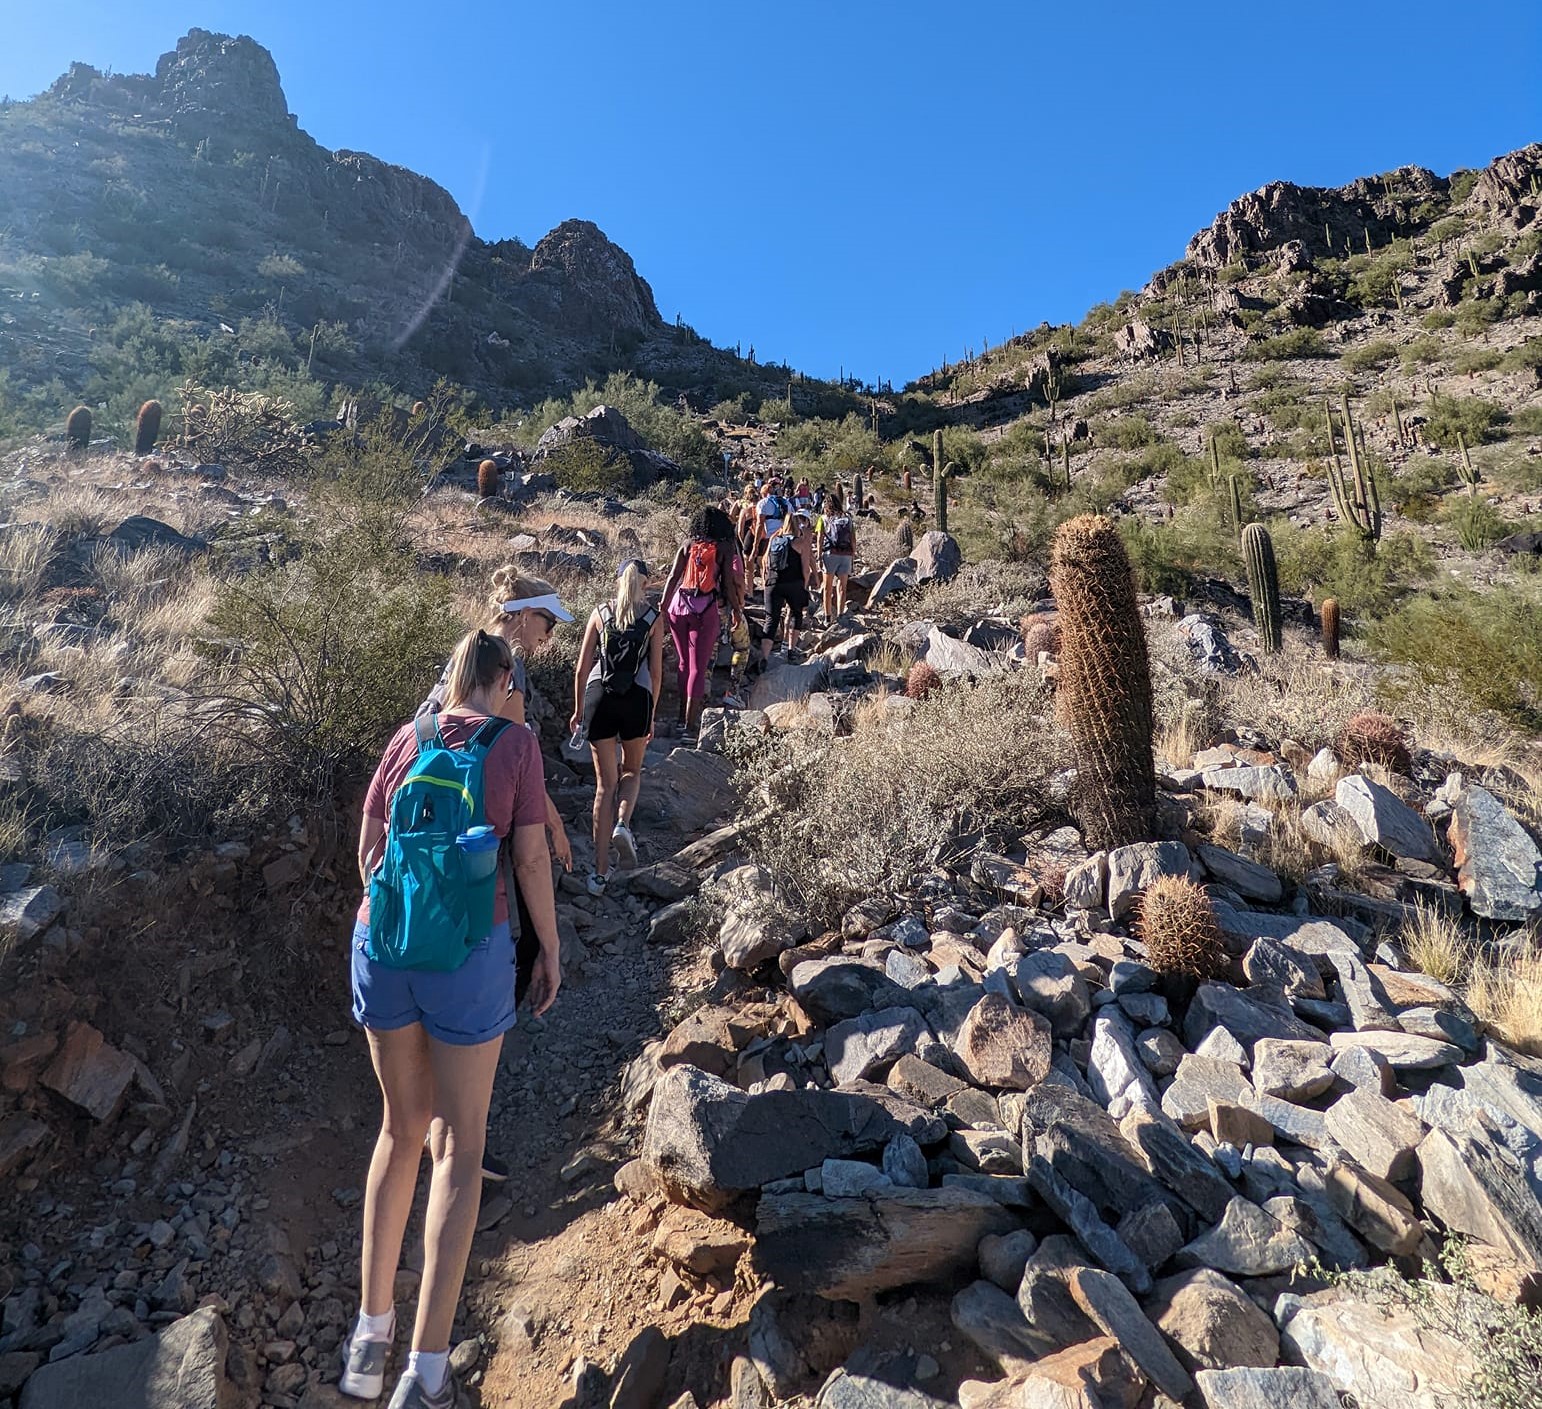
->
[1242, 939, 1324, 999]
[977, 1229, 1039, 1293]
[1066, 1265, 1193, 1401]
[1175, 1196, 1314, 1277]
[1397, 1005, 1480, 1053]
[1197, 845, 1282, 903]
[1179, 613, 1246, 673]
[912, 531, 962, 585]
[1324, 1089, 1425, 1182]
[828, 1007, 933, 1084]
[1106, 841, 1192, 919]
[0, 886, 62, 944]
[949, 1280, 1054, 1369]
[1087, 1009, 1161, 1114]
[1417, 1122, 1542, 1293]
[720, 907, 797, 971]
[1251, 1039, 1334, 1103]
[1119, 1108, 1236, 1223]
[1200, 765, 1297, 802]
[924, 627, 1003, 680]
[1136, 1028, 1185, 1078]
[1024, 1155, 1151, 1294]
[1262, 1193, 1369, 1272]
[1330, 1043, 1395, 1094]
[1328, 1030, 1462, 1071]
[881, 1133, 929, 1190]
[19, 1307, 227, 1409]
[753, 1186, 1014, 1300]
[1063, 851, 1107, 910]
[885, 1054, 967, 1109]
[1195, 1366, 1342, 1409]
[1334, 775, 1443, 864]
[1300, 798, 1365, 851]
[1117, 1199, 1186, 1267]
[790, 958, 907, 1025]
[1196, 1026, 1250, 1069]
[1213, 907, 1363, 954]
[884, 950, 932, 989]
[1184, 983, 1325, 1053]
[1324, 950, 1398, 1032]
[1162, 1055, 1251, 1131]
[1117, 991, 1169, 1026]
[1021, 1084, 1176, 1225]
[641, 1065, 941, 1211]
[820, 1159, 893, 1198]
[1445, 778, 1542, 921]
[1011, 951, 1091, 1039]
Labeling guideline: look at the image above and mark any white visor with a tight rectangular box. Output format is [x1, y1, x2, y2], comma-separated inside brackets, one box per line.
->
[500, 592, 574, 623]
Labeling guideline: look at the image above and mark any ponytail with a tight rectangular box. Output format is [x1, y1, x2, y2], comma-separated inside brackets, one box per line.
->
[441, 629, 512, 709]
[613, 560, 648, 630]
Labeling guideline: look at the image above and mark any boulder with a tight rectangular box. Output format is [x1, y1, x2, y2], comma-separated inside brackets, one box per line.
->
[1118, 1108, 1236, 1223]
[1242, 940, 1324, 1000]
[1251, 1039, 1334, 1103]
[923, 627, 1005, 679]
[1300, 799, 1364, 851]
[1150, 1269, 1279, 1374]
[39, 1021, 135, 1122]
[790, 957, 907, 1025]
[1086, 1009, 1161, 1114]
[753, 1186, 1014, 1300]
[1321, 1157, 1423, 1255]
[1175, 1197, 1314, 1277]
[1277, 1290, 1478, 1409]
[0, 886, 62, 943]
[1444, 778, 1542, 921]
[19, 1307, 231, 1409]
[978, 1229, 1039, 1293]
[1327, 1030, 1461, 1070]
[640, 1065, 940, 1210]
[1106, 842, 1192, 920]
[950, 1280, 1056, 1369]
[1065, 1266, 1192, 1401]
[1196, 845, 1282, 903]
[828, 1007, 932, 1084]
[1199, 765, 1296, 802]
[1183, 983, 1325, 1054]
[1323, 1089, 1424, 1183]
[1161, 1055, 1251, 1131]
[1334, 775, 1443, 864]
[816, 1368, 949, 1409]
[1194, 1366, 1342, 1409]
[1021, 1085, 1175, 1225]
[912, 531, 961, 584]
[953, 994, 1052, 1091]
[1025, 1155, 1151, 1294]
[869, 558, 918, 604]
[1011, 951, 1091, 1039]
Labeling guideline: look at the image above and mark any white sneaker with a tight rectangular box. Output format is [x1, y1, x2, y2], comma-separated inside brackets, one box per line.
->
[585, 868, 612, 898]
[339, 1324, 391, 1399]
[611, 823, 637, 870]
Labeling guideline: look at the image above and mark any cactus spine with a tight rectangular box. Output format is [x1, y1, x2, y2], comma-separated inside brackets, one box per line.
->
[1049, 515, 1157, 849]
[1456, 431, 1480, 495]
[1242, 522, 1282, 653]
[134, 399, 163, 456]
[1320, 597, 1340, 661]
[476, 458, 500, 499]
[1138, 875, 1228, 979]
[66, 405, 91, 449]
[1325, 394, 1382, 551]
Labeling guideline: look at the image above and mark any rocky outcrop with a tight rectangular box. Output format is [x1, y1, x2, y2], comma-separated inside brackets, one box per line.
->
[529, 219, 662, 336]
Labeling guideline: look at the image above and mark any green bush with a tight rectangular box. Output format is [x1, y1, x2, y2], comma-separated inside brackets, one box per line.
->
[1346, 244, 1415, 308]
[207, 532, 462, 802]
[1443, 494, 1510, 551]
[1369, 581, 1542, 727]
[1423, 394, 1506, 449]
[1243, 327, 1329, 362]
[1272, 527, 1435, 616]
[1341, 340, 1398, 373]
[1096, 415, 1160, 450]
[1422, 309, 1458, 331]
[1501, 339, 1542, 374]
[524, 371, 715, 474]
[544, 438, 635, 496]
[1119, 494, 1243, 594]
[1451, 348, 1503, 376]
[1402, 336, 1447, 367]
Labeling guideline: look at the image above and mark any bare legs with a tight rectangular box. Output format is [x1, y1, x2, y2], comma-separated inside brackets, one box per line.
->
[360, 1026, 503, 1352]
[589, 740, 620, 876]
[617, 737, 647, 828]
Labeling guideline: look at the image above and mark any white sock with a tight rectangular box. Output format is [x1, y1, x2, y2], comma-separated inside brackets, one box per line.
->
[407, 1350, 450, 1394]
[355, 1307, 394, 1342]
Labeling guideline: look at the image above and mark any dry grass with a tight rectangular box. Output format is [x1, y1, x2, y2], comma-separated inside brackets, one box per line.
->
[1467, 944, 1542, 1057]
[36, 484, 118, 540]
[137, 573, 218, 648]
[1400, 903, 1474, 987]
[0, 525, 57, 603]
[89, 543, 190, 617]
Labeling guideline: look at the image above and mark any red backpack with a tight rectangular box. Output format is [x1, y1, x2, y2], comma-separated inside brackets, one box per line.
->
[680, 539, 720, 596]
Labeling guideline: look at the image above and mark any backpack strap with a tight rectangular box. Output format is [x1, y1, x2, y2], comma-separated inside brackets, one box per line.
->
[468, 716, 514, 755]
[413, 711, 441, 756]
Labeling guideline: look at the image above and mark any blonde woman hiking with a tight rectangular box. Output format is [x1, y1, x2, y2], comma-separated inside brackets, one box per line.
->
[569, 559, 666, 896]
[345, 629, 561, 1409]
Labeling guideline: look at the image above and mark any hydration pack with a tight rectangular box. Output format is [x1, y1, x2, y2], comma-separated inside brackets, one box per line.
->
[824, 514, 854, 553]
[598, 603, 658, 695]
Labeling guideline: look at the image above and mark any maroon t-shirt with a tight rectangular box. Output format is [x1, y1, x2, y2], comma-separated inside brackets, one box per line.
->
[357, 711, 546, 926]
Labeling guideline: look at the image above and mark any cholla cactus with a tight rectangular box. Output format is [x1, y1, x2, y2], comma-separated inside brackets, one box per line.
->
[134, 399, 163, 456]
[1138, 875, 1228, 979]
[66, 405, 91, 449]
[905, 660, 940, 699]
[477, 459, 500, 499]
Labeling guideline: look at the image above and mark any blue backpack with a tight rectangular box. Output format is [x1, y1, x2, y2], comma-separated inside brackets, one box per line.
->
[366, 715, 511, 971]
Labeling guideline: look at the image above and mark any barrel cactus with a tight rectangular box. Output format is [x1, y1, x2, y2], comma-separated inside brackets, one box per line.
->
[1335, 711, 1410, 774]
[905, 660, 940, 700]
[134, 399, 163, 456]
[1049, 514, 1157, 848]
[477, 458, 500, 499]
[66, 405, 91, 449]
[1138, 875, 1228, 979]
[1320, 597, 1340, 660]
[1241, 523, 1281, 654]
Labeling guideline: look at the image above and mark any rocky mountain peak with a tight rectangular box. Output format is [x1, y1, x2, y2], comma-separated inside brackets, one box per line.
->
[152, 28, 294, 133]
[529, 219, 662, 336]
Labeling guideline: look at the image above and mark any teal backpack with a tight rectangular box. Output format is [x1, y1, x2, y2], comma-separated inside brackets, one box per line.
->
[366, 714, 511, 971]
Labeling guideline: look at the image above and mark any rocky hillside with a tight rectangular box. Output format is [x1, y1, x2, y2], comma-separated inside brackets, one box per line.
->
[0, 29, 788, 435]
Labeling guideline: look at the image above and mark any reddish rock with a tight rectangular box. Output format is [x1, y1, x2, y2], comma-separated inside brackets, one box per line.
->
[40, 1021, 136, 1121]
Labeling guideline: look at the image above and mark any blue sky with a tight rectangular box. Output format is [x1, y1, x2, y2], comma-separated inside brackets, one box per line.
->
[5, 2, 1538, 384]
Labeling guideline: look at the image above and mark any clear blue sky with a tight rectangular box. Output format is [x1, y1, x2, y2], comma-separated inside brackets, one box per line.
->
[5, 2, 1538, 385]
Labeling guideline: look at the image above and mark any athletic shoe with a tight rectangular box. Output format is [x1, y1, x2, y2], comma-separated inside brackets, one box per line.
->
[386, 1371, 454, 1409]
[339, 1327, 390, 1400]
[610, 823, 637, 870]
[585, 868, 611, 898]
[480, 1151, 510, 1183]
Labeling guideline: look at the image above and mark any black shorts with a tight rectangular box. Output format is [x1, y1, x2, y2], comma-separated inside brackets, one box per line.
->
[767, 583, 808, 636]
[583, 681, 653, 741]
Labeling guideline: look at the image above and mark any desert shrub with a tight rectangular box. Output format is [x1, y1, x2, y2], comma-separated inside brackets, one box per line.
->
[1346, 244, 1415, 307]
[523, 371, 714, 474]
[1368, 581, 1542, 727]
[544, 438, 635, 496]
[1120, 497, 1244, 594]
[206, 533, 462, 802]
[1096, 415, 1160, 450]
[1402, 336, 1447, 367]
[0, 525, 57, 601]
[1424, 394, 1506, 449]
[1341, 340, 1398, 373]
[1501, 338, 1542, 375]
[1443, 495, 1509, 551]
[1388, 455, 1458, 517]
[1243, 327, 1328, 362]
[1451, 347, 1504, 376]
[306, 415, 428, 555]
[732, 673, 1065, 924]
[1271, 527, 1434, 616]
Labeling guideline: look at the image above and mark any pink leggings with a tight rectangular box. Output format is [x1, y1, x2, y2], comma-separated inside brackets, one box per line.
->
[668, 600, 720, 703]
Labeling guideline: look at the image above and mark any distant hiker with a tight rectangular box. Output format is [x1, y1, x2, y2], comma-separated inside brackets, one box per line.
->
[569, 560, 665, 896]
[821, 490, 857, 620]
[761, 513, 813, 665]
[345, 628, 560, 1409]
[735, 483, 759, 562]
[755, 478, 792, 585]
[661, 506, 744, 736]
[792, 477, 814, 512]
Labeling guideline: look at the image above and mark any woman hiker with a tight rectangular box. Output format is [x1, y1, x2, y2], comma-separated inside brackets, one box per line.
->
[659, 506, 745, 737]
[569, 560, 667, 897]
[344, 629, 561, 1409]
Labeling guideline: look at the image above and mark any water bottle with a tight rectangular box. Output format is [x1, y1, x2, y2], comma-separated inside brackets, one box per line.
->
[568, 724, 588, 751]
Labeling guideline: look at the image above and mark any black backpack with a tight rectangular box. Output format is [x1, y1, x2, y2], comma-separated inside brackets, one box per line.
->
[767, 532, 794, 578]
[598, 603, 658, 695]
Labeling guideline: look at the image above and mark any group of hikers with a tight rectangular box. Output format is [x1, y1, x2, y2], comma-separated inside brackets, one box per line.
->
[338, 472, 867, 1407]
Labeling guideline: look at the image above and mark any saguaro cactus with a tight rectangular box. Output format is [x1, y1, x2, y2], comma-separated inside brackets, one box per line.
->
[1228, 474, 1245, 539]
[1320, 597, 1340, 660]
[134, 399, 163, 456]
[1049, 515, 1157, 849]
[1325, 394, 1382, 551]
[66, 405, 91, 449]
[1456, 432, 1480, 496]
[932, 429, 947, 532]
[1242, 522, 1281, 653]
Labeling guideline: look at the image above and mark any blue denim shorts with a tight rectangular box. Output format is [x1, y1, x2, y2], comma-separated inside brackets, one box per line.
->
[350, 918, 517, 1046]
